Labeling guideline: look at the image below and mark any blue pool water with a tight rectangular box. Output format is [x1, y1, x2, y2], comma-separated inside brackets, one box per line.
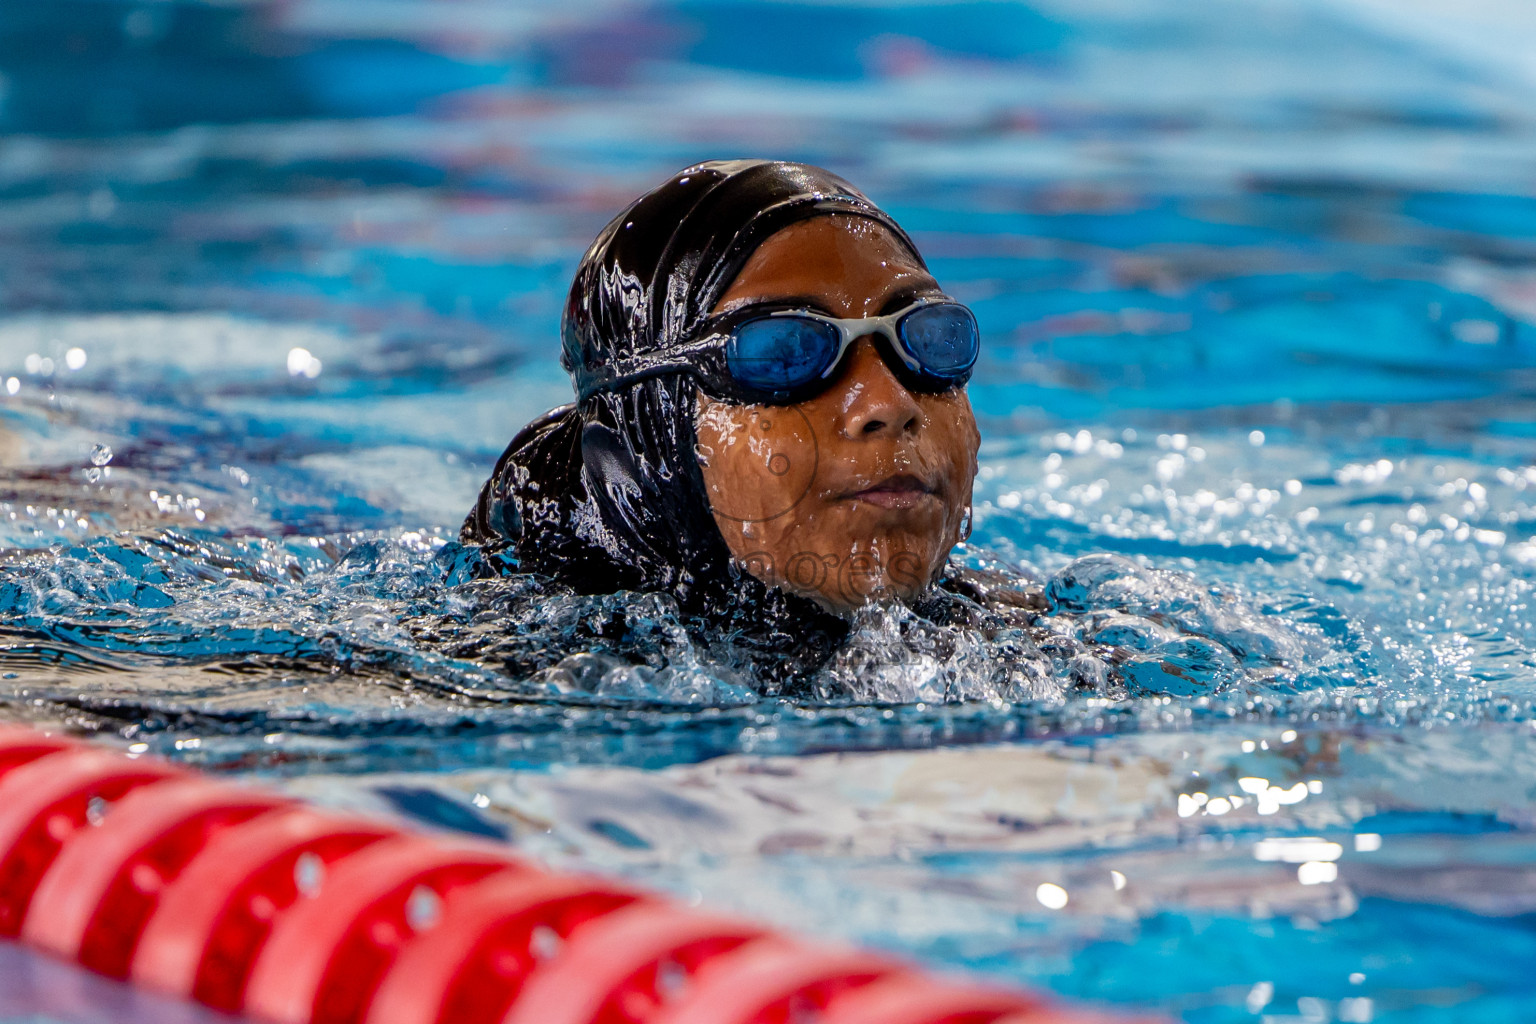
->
[3, 0, 1536, 1020]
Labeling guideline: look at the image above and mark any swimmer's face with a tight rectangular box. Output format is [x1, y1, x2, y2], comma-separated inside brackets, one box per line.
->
[694, 215, 980, 614]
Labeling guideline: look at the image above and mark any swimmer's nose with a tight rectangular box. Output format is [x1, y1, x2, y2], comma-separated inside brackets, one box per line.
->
[838, 337, 921, 439]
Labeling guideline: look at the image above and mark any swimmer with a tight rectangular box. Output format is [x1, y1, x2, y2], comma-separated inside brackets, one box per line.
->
[464, 160, 1036, 681]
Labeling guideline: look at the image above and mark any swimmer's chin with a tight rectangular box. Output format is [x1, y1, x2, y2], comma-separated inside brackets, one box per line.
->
[753, 564, 942, 618]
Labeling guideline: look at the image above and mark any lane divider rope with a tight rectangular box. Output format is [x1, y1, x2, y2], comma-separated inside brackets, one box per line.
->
[0, 727, 1160, 1024]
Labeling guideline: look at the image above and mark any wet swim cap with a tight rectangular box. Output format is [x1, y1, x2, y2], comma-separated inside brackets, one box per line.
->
[561, 160, 923, 401]
[463, 159, 919, 610]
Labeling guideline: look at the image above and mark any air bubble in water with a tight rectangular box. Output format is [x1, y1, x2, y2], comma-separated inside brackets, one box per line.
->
[90, 444, 114, 467]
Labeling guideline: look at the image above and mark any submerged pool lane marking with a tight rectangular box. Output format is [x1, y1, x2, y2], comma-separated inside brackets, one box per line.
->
[0, 726, 1164, 1024]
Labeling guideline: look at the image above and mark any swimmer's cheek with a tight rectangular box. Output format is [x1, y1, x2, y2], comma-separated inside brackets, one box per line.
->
[836, 550, 883, 606]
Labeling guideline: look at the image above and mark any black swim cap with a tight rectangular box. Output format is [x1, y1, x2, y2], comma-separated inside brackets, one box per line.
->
[463, 159, 920, 609]
[562, 159, 923, 401]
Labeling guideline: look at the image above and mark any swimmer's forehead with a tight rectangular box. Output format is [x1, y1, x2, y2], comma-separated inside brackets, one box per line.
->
[711, 215, 941, 318]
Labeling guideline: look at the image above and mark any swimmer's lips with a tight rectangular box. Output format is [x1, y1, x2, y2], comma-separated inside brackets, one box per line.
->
[839, 472, 940, 510]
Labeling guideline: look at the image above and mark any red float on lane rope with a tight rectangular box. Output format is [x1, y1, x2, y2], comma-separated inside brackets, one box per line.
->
[22, 777, 292, 977]
[243, 834, 529, 1024]
[132, 806, 397, 1012]
[0, 729, 1166, 1024]
[502, 903, 773, 1024]
[366, 872, 650, 1024]
[0, 727, 73, 778]
[648, 939, 905, 1024]
[0, 747, 184, 937]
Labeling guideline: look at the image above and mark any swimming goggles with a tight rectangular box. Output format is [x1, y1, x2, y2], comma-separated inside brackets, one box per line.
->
[581, 297, 980, 405]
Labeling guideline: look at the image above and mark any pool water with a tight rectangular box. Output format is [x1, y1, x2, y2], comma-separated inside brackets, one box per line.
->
[3, 0, 1536, 1020]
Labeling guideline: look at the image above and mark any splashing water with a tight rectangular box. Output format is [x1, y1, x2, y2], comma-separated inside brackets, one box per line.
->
[2, 414, 1519, 752]
[4, 525, 1309, 710]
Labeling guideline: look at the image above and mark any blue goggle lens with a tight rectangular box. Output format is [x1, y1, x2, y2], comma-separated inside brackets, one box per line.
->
[899, 304, 979, 377]
[727, 316, 840, 394]
[722, 302, 979, 400]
